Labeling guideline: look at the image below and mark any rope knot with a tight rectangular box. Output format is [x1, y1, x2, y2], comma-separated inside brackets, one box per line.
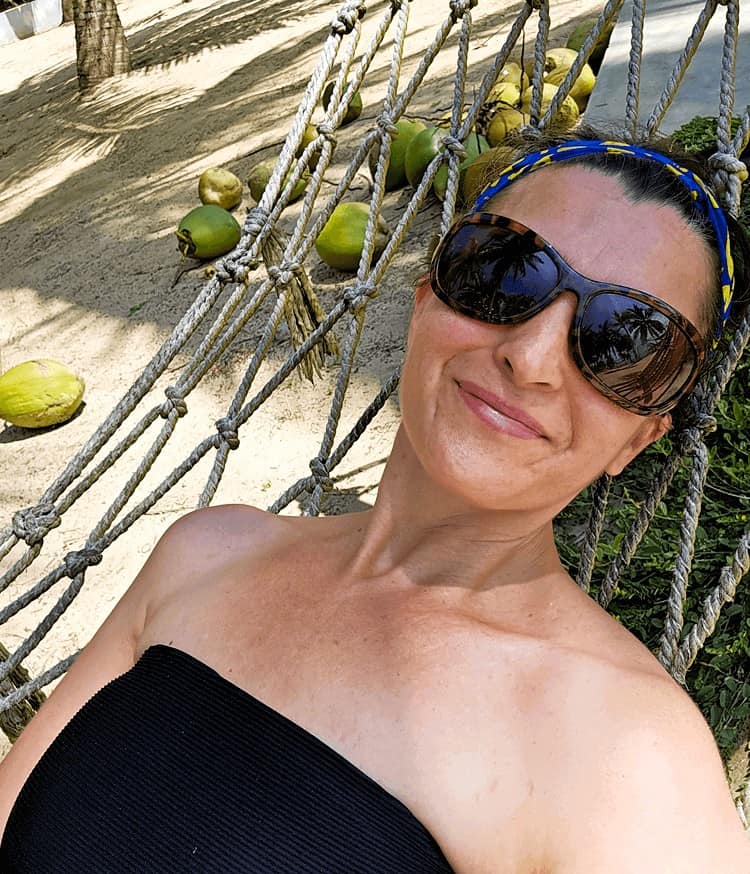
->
[316, 122, 337, 144]
[708, 151, 749, 182]
[215, 416, 240, 450]
[678, 412, 717, 453]
[442, 135, 467, 159]
[245, 206, 270, 239]
[160, 386, 187, 419]
[449, 0, 478, 21]
[12, 503, 60, 546]
[343, 279, 378, 313]
[376, 111, 399, 137]
[268, 261, 299, 287]
[309, 457, 333, 491]
[64, 547, 103, 579]
[213, 257, 238, 284]
[331, 2, 366, 34]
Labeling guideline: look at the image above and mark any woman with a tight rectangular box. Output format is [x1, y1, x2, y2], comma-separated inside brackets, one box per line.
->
[1, 130, 749, 873]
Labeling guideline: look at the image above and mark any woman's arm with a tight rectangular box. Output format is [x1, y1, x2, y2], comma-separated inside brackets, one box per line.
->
[557, 678, 750, 873]
[0, 508, 213, 838]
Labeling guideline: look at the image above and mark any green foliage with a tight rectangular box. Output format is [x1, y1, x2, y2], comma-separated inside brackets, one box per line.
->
[672, 115, 750, 229]
[555, 360, 750, 762]
[556, 121, 750, 765]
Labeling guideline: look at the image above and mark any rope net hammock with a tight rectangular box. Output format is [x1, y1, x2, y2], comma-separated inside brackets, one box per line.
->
[2, 0, 749, 829]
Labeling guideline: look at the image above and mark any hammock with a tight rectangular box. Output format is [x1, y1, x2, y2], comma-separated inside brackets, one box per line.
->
[1, 0, 749, 830]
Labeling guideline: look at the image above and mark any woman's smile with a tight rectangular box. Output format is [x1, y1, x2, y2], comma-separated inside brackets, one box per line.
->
[455, 379, 547, 440]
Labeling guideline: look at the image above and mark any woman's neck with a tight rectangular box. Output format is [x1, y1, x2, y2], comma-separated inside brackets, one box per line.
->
[343, 427, 567, 598]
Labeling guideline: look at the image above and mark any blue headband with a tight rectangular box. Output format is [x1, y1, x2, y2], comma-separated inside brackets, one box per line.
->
[471, 139, 735, 342]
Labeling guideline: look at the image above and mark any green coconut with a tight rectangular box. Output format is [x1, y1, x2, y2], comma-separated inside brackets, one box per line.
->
[368, 117, 427, 191]
[404, 126, 448, 188]
[433, 131, 489, 202]
[315, 202, 390, 272]
[176, 205, 241, 260]
[247, 159, 309, 204]
[322, 80, 363, 126]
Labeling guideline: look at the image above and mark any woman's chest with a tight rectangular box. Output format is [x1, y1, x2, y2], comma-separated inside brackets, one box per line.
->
[137, 571, 619, 873]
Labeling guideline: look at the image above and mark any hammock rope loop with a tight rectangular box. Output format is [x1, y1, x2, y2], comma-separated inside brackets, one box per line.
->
[214, 417, 241, 451]
[442, 135, 468, 160]
[596, 451, 684, 609]
[645, 0, 720, 135]
[673, 529, 750, 681]
[160, 387, 188, 420]
[449, 0, 478, 23]
[343, 279, 378, 314]
[658, 437, 711, 673]
[63, 548, 103, 580]
[309, 458, 334, 493]
[713, 0, 741, 209]
[527, 1, 551, 128]
[575, 474, 612, 593]
[625, 0, 645, 133]
[330, 2, 367, 36]
[11, 504, 60, 547]
[376, 111, 399, 136]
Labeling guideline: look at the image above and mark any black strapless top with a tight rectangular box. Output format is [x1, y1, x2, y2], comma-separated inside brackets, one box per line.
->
[0, 645, 455, 873]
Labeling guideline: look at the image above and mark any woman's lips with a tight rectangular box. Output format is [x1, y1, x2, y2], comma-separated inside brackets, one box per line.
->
[456, 379, 546, 439]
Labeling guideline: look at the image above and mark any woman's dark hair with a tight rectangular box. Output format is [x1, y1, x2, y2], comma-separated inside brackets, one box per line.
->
[469, 121, 750, 364]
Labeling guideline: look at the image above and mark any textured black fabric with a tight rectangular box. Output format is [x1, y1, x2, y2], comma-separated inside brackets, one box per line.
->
[0, 645, 456, 873]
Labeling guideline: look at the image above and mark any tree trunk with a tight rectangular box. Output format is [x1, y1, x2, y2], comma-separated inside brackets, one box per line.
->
[62, 0, 74, 22]
[73, 0, 131, 92]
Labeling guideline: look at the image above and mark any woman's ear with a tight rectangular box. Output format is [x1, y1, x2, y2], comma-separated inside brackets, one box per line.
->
[413, 271, 431, 308]
[604, 412, 672, 477]
[407, 272, 432, 350]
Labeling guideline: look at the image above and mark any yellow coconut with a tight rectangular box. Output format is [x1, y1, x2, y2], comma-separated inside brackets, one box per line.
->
[543, 47, 579, 77]
[247, 159, 309, 205]
[198, 167, 243, 210]
[494, 61, 529, 91]
[296, 122, 321, 171]
[544, 59, 596, 110]
[0, 359, 85, 428]
[485, 81, 521, 108]
[521, 83, 579, 128]
[486, 106, 528, 147]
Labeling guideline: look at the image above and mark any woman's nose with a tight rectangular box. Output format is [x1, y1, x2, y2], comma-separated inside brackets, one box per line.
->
[493, 292, 578, 389]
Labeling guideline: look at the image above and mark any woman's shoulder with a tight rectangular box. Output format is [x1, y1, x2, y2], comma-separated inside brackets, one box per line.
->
[140, 504, 305, 602]
[153, 503, 309, 571]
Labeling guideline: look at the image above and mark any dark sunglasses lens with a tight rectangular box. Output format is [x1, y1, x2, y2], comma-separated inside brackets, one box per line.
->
[579, 292, 697, 409]
[435, 224, 558, 323]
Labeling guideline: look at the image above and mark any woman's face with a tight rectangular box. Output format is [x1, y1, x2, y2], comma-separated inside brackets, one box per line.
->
[399, 164, 713, 517]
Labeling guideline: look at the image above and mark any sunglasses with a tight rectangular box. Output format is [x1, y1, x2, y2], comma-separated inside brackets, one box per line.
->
[429, 213, 707, 415]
